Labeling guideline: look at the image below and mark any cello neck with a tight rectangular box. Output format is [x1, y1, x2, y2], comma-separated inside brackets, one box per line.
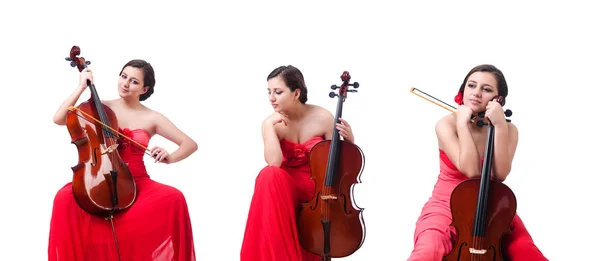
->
[331, 88, 345, 143]
[472, 95, 508, 237]
[472, 121, 494, 237]
[480, 124, 495, 184]
[324, 71, 358, 186]
[86, 78, 114, 139]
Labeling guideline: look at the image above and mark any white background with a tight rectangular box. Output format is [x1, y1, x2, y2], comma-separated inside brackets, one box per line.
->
[1, 1, 598, 260]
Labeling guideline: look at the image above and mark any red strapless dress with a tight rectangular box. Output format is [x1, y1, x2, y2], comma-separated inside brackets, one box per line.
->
[48, 128, 196, 261]
[407, 149, 547, 260]
[240, 136, 325, 261]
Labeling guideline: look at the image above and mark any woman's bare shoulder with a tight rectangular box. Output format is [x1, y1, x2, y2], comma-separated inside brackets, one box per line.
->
[436, 113, 456, 129]
[101, 99, 116, 107]
[146, 107, 167, 123]
[506, 121, 518, 139]
[309, 104, 334, 121]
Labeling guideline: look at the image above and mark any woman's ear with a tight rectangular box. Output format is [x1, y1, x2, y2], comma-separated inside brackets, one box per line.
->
[294, 89, 300, 100]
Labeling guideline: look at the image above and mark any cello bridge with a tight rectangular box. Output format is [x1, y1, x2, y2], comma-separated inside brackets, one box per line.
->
[101, 144, 119, 155]
[469, 248, 487, 254]
[320, 195, 338, 200]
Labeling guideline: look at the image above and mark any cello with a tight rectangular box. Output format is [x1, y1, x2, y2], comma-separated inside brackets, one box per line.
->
[297, 71, 366, 261]
[410, 87, 517, 261]
[65, 45, 137, 217]
[64, 45, 136, 261]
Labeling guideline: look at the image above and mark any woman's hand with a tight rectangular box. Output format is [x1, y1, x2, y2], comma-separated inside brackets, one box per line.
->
[336, 118, 354, 143]
[264, 112, 289, 126]
[150, 146, 170, 164]
[52, 68, 95, 126]
[485, 100, 507, 126]
[456, 105, 474, 126]
[78, 68, 93, 91]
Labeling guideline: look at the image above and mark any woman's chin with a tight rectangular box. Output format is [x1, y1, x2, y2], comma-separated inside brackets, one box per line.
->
[466, 104, 485, 113]
[118, 92, 132, 99]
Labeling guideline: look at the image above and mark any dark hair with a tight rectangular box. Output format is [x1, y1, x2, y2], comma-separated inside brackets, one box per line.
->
[119, 59, 155, 101]
[459, 64, 508, 102]
[267, 65, 308, 104]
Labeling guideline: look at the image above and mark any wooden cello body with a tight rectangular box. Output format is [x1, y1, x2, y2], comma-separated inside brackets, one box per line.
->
[65, 46, 137, 217]
[297, 72, 366, 260]
[443, 96, 517, 261]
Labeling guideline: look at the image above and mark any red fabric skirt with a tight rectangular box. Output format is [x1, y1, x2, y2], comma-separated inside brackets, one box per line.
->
[48, 176, 196, 261]
[240, 166, 320, 261]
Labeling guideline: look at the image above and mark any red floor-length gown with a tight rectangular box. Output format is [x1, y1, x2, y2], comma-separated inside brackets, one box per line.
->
[240, 136, 325, 261]
[48, 128, 196, 261]
[407, 149, 547, 261]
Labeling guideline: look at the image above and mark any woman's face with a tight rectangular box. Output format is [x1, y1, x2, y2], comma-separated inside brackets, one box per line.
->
[267, 76, 299, 113]
[118, 66, 147, 100]
[462, 71, 499, 112]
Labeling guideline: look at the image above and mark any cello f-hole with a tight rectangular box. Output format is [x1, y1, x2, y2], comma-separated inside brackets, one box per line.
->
[341, 194, 352, 215]
[309, 192, 321, 210]
[456, 242, 467, 258]
[92, 147, 101, 166]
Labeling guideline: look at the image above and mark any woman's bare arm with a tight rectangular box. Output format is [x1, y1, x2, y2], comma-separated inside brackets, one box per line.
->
[53, 87, 87, 125]
[436, 115, 481, 178]
[153, 112, 198, 164]
[54, 68, 94, 126]
[491, 122, 518, 181]
[262, 121, 283, 167]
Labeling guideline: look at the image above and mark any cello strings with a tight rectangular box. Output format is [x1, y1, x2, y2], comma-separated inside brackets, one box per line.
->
[67, 107, 154, 157]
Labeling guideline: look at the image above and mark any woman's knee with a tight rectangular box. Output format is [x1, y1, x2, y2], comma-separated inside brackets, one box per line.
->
[53, 183, 73, 204]
[163, 185, 186, 202]
[408, 229, 450, 260]
[504, 235, 547, 260]
[255, 165, 287, 185]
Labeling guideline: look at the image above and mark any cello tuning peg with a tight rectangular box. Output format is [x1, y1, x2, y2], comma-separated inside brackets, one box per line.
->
[85, 60, 91, 65]
[65, 57, 72, 61]
[350, 82, 359, 88]
[70, 61, 77, 67]
[331, 85, 339, 90]
[348, 89, 357, 93]
[477, 120, 487, 127]
[329, 92, 338, 98]
[504, 109, 513, 117]
[478, 111, 485, 118]
[506, 119, 512, 123]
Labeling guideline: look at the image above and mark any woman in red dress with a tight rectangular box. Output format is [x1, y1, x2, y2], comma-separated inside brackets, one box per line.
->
[48, 59, 198, 261]
[407, 64, 547, 260]
[240, 65, 356, 261]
